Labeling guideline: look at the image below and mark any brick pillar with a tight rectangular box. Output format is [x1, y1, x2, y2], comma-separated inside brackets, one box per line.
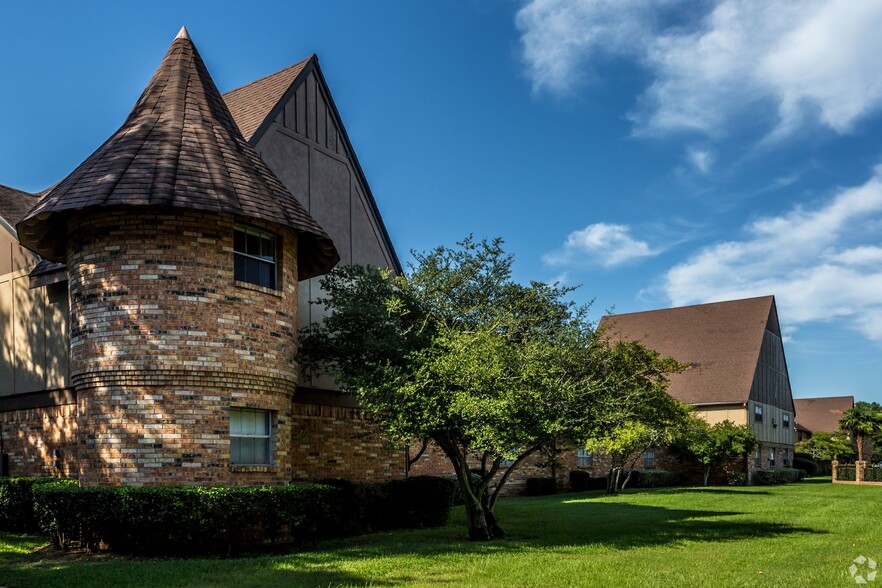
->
[856, 460, 866, 484]
[831, 460, 838, 482]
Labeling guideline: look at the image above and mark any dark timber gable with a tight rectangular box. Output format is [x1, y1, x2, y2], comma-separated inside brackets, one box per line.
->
[224, 58, 400, 349]
[749, 301, 795, 413]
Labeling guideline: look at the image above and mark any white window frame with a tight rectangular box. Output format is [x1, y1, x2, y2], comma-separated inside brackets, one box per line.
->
[754, 405, 763, 423]
[233, 225, 279, 290]
[229, 408, 273, 466]
[577, 448, 593, 467]
[768, 447, 776, 468]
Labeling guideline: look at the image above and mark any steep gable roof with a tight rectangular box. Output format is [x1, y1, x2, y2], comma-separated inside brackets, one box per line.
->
[223, 57, 311, 142]
[0, 184, 37, 228]
[794, 396, 854, 434]
[222, 58, 402, 274]
[16, 28, 338, 280]
[599, 296, 777, 405]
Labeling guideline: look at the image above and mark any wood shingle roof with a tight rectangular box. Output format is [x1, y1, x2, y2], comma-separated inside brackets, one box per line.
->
[223, 57, 311, 142]
[0, 184, 37, 227]
[16, 28, 338, 280]
[599, 296, 777, 405]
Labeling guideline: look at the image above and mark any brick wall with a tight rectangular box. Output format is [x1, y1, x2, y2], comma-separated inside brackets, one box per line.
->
[0, 403, 77, 478]
[289, 402, 405, 482]
[67, 209, 301, 486]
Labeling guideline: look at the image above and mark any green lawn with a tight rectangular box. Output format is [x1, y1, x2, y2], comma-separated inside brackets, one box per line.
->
[0, 478, 878, 587]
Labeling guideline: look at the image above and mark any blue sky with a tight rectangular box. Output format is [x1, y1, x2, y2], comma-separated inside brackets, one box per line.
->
[1, 1, 880, 403]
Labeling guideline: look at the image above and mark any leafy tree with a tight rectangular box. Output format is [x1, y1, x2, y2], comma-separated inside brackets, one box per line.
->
[839, 402, 882, 462]
[795, 432, 855, 462]
[581, 341, 690, 494]
[677, 418, 758, 486]
[300, 238, 629, 540]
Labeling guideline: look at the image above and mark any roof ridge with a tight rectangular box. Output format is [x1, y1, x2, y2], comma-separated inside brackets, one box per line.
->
[604, 295, 774, 319]
[223, 56, 313, 97]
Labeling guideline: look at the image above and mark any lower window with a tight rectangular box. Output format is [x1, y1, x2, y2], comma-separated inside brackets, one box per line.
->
[577, 448, 593, 467]
[230, 408, 272, 465]
[644, 449, 655, 469]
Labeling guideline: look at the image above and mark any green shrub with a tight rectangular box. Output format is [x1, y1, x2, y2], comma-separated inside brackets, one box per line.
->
[793, 456, 819, 476]
[441, 472, 482, 505]
[863, 466, 882, 482]
[378, 475, 457, 529]
[568, 470, 592, 492]
[838, 465, 857, 481]
[0, 477, 76, 532]
[631, 470, 683, 488]
[525, 477, 557, 496]
[726, 472, 748, 486]
[34, 483, 344, 554]
[753, 467, 806, 485]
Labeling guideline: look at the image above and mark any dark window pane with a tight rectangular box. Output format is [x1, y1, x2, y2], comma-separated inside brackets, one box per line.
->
[259, 262, 271, 289]
[246, 232, 260, 256]
[246, 258, 260, 285]
[234, 229, 245, 253]
[234, 254, 246, 282]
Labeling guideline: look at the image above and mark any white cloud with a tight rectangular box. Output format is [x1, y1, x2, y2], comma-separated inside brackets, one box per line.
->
[517, 0, 882, 137]
[663, 164, 882, 339]
[544, 223, 659, 268]
[686, 147, 714, 174]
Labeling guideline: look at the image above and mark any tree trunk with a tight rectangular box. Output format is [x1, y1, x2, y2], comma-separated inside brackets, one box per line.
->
[857, 433, 864, 462]
[435, 437, 501, 541]
[703, 465, 710, 487]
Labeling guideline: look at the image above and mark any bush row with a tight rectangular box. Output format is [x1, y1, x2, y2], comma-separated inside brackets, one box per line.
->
[630, 469, 683, 488]
[793, 456, 819, 476]
[0, 477, 77, 533]
[752, 467, 806, 485]
[29, 475, 456, 554]
[568, 470, 608, 492]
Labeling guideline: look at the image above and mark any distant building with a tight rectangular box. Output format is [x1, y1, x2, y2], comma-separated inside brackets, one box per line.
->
[793, 396, 854, 441]
[592, 296, 797, 480]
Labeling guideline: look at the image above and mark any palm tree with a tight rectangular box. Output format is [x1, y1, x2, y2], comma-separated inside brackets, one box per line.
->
[839, 402, 882, 463]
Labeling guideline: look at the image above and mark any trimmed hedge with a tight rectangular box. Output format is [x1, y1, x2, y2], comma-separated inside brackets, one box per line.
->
[631, 470, 683, 488]
[34, 483, 344, 554]
[378, 476, 457, 528]
[793, 456, 819, 476]
[441, 472, 482, 505]
[525, 477, 557, 496]
[752, 467, 806, 485]
[568, 470, 607, 492]
[0, 477, 77, 532]
[29, 475, 458, 554]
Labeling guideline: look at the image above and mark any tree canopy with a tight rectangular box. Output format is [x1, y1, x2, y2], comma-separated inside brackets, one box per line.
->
[299, 237, 683, 540]
[839, 402, 882, 462]
[676, 418, 758, 486]
[795, 432, 855, 463]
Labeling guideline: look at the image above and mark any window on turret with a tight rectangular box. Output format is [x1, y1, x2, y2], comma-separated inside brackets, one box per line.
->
[230, 408, 272, 466]
[754, 405, 763, 423]
[234, 226, 278, 290]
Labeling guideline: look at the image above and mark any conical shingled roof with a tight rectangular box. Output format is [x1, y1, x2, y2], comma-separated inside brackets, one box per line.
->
[16, 27, 338, 280]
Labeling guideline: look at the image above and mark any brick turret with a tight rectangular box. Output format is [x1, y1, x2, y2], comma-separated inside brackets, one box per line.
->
[16, 28, 338, 485]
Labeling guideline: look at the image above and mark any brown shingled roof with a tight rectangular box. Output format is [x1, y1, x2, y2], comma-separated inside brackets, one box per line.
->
[223, 57, 311, 141]
[16, 28, 338, 280]
[0, 184, 37, 226]
[794, 396, 854, 434]
[599, 296, 776, 405]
